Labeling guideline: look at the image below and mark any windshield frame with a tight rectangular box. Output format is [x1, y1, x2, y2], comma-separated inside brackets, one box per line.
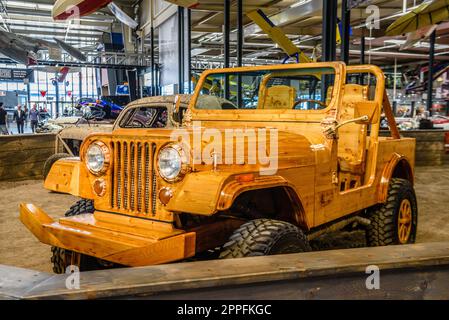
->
[189, 62, 346, 120]
[113, 100, 190, 131]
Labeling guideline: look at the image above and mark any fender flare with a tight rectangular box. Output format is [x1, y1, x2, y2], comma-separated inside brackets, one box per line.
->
[378, 153, 414, 203]
[217, 175, 310, 229]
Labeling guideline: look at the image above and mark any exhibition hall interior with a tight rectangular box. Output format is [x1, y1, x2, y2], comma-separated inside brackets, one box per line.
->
[0, 0, 449, 302]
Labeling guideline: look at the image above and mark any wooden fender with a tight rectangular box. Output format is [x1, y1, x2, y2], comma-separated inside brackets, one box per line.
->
[378, 153, 414, 203]
[166, 171, 309, 228]
[44, 157, 94, 199]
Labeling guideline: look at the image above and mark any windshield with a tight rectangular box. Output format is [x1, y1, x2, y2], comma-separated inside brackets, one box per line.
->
[119, 106, 168, 128]
[194, 67, 337, 111]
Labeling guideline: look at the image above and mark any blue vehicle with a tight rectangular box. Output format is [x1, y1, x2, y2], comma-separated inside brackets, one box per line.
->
[75, 96, 130, 120]
[97, 95, 130, 119]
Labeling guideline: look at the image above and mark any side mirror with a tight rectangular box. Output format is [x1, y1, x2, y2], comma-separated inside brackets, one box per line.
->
[354, 101, 379, 124]
[323, 115, 370, 139]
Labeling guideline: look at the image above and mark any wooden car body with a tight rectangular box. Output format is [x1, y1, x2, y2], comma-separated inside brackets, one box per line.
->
[20, 62, 415, 267]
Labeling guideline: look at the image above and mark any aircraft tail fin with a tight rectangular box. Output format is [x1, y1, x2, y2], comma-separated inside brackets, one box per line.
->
[58, 67, 71, 82]
[108, 2, 138, 29]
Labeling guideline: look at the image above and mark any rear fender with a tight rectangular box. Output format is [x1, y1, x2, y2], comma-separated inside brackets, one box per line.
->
[378, 153, 414, 203]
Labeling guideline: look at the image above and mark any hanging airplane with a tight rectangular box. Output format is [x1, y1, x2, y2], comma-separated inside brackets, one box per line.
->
[31, 66, 82, 83]
[399, 25, 436, 51]
[0, 30, 87, 66]
[53, 0, 138, 29]
[164, 0, 317, 63]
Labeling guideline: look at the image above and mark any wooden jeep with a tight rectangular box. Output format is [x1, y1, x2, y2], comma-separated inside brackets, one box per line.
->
[20, 62, 417, 273]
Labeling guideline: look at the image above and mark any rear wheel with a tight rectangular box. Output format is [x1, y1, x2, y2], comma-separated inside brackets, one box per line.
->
[51, 199, 115, 274]
[43, 153, 70, 180]
[219, 219, 311, 259]
[366, 178, 418, 246]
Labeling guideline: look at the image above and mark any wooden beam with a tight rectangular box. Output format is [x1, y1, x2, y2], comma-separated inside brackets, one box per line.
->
[2, 242, 449, 299]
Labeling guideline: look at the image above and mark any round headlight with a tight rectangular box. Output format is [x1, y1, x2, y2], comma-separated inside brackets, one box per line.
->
[86, 141, 110, 175]
[158, 145, 188, 182]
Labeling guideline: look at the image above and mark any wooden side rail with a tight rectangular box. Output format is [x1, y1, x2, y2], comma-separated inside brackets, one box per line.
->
[0, 133, 56, 181]
[1, 242, 449, 300]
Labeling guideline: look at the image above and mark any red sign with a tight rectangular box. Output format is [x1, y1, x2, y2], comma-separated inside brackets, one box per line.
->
[67, 91, 72, 97]
[40, 90, 47, 98]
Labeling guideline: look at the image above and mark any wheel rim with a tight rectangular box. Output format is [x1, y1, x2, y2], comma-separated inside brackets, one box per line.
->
[398, 199, 412, 244]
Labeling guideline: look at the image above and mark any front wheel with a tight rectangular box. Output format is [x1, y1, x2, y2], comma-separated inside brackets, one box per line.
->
[219, 219, 311, 259]
[366, 178, 418, 246]
[51, 199, 115, 274]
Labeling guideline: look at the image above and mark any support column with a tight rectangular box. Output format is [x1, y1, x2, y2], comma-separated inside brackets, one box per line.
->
[322, 0, 337, 62]
[236, 0, 243, 67]
[341, 0, 351, 64]
[360, 34, 365, 64]
[224, 0, 230, 99]
[322, 0, 337, 102]
[178, 6, 185, 94]
[187, 9, 192, 93]
[359, 32, 366, 85]
[91, 68, 95, 98]
[26, 80, 31, 106]
[150, 27, 155, 96]
[237, 0, 243, 107]
[54, 77, 59, 117]
[78, 72, 82, 99]
[127, 70, 138, 101]
[427, 30, 436, 115]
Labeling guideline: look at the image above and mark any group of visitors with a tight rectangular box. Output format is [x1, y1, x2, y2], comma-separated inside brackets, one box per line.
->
[0, 103, 41, 135]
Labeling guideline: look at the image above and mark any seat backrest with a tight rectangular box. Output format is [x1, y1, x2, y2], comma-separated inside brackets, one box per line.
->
[259, 85, 296, 110]
[338, 84, 369, 169]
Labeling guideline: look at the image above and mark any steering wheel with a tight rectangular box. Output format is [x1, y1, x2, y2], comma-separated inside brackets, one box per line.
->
[293, 99, 327, 109]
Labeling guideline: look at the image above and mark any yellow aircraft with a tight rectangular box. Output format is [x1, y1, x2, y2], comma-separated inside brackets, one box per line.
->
[166, 0, 312, 63]
[167, 0, 342, 63]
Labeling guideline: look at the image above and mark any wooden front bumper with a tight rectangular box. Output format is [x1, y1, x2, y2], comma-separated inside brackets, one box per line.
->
[19, 203, 196, 267]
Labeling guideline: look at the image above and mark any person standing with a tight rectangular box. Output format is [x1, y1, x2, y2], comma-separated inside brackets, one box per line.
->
[24, 104, 29, 129]
[29, 104, 39, 134]
[0, 102, 8, 135]
[13, 105, 26, 134]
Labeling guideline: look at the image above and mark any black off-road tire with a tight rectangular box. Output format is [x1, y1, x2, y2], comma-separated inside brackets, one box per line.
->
[65, 199, 94, 217]
[51, 199, 113, 274]
[366, 178, 418, 247]
[219, 219, 311, 259]
[43, 153, 70, 180]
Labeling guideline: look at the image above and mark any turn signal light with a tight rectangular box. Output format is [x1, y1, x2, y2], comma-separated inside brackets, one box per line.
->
[159, 187, 174, 205]
[235, 174, 255, 183]
[93, 179, 106, 197]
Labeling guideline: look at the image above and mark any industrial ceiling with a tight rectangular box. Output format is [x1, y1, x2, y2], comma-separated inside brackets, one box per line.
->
[0, 0, 448, 68]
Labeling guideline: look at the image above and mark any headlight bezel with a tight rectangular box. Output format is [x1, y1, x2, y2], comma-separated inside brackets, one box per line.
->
[157, 144, 189, 182]
[85, 141, 111, 176]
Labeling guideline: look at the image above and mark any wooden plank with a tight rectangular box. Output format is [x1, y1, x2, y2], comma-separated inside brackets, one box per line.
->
[0, 134, 56, 181]
[1, 242, 449, 300]
[0, 134, 56, 152]
[148, 266, 449, 300]
[379, 130, 449, 166]
[0, 149, 54, 163]
[0, 265, 52, 300]
[0, 163, 47, 181]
